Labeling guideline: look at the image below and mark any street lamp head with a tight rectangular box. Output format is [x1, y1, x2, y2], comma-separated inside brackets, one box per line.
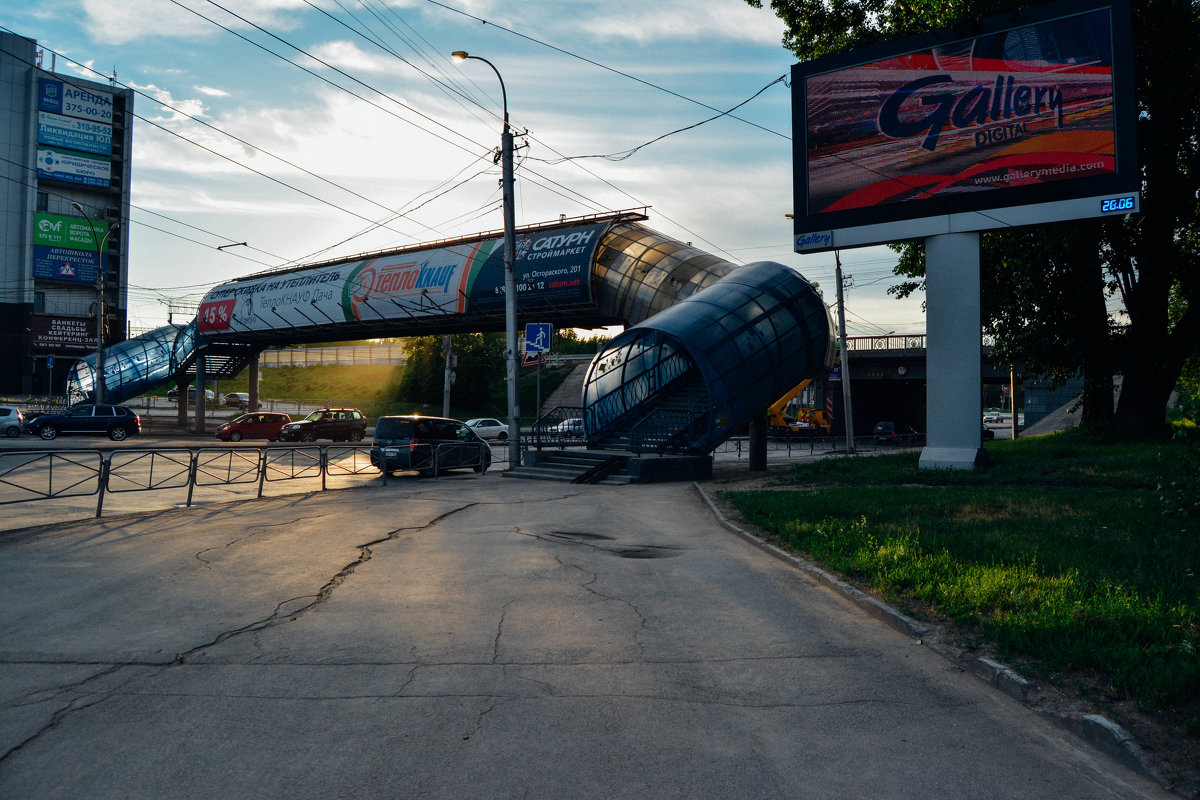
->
[451, 50, 469, 62]
[71, 201, 84, 213]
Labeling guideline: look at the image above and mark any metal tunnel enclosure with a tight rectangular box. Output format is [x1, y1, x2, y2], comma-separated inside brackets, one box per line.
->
[583, 261, 835, 454]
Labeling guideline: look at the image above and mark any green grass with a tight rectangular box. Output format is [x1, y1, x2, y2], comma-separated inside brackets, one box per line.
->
[723, 430, 1200, 709]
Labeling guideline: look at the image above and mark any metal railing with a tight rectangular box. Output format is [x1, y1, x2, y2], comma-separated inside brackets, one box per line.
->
[0, 444, 409, 519]
[529, 406, 586, 448]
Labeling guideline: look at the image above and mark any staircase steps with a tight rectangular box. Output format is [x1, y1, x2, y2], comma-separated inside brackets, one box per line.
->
[505, 450, 633, 485]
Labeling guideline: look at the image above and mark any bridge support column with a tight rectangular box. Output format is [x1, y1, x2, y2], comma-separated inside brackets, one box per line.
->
[920, 232, 986, 470]
[193, 355, 205, 435]
[249, 356, 259, 413]
[748, 412, 768, 471]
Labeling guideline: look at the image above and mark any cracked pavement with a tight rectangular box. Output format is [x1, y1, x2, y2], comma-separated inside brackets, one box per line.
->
[0, 477, 1170, 799]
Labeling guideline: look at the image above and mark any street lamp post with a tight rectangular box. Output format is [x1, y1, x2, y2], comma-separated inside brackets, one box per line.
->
[452, 50, 521, 467]
[71, 202, 118, 405]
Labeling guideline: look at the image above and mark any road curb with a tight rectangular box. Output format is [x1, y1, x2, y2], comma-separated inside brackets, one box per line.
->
[691, 482, 1166, 789]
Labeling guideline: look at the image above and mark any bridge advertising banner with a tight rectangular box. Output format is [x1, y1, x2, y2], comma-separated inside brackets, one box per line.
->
[198, 223, 604, 335]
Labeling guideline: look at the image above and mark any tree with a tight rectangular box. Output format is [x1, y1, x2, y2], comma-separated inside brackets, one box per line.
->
[395, 333, 506, 411]
[750, 0, 1200, 435]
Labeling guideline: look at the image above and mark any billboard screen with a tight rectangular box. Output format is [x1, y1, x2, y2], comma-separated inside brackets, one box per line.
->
[792, 0, 1137, 251]
[198, 223, 606, 335]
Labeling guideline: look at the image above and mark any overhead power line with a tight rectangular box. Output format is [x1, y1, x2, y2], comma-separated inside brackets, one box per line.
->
[422, 0, 790, 141]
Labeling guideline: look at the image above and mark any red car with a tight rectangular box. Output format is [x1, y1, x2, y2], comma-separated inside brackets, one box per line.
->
[215, 412, 292, 442]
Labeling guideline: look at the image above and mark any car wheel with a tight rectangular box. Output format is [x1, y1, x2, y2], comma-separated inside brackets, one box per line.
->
[109, 427, 128, 441]
[5, 426, 19, 438]
[301, 432, 316, 442]
[230, 431, 243, 442]
[497, 432, 507, 441]
[349, 430, 363, 442]
[39, 425, 57, 441]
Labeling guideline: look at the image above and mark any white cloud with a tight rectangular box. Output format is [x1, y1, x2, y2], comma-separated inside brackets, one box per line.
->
[559, 0, 784, 46]
[305, 40, 400, 75]
[128, 81, 208, 123]
[78, 0, 315, 45]
[195, 85, 231, 97]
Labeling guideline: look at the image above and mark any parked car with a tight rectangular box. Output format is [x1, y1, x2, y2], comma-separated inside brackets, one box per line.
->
[167, 386, 216, 404]
[25, 404, 141, 441]
[873, 421, 921, 445]
[277, 408, 367, 442]
[550, 418, 585, 438]
[982, 425, 996, 441]
[466, 417, 508, 441]
[215, 412, 292, 442]
[0, 406, 24, 437]
[371, 415, 489, 476]
[224, 392, 250, 410]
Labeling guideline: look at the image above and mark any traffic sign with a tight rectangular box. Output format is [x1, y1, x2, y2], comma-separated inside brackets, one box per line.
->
[524, 322, 552, 354]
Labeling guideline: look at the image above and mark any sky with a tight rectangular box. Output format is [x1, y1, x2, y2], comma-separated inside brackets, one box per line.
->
[4, 0, 927, 338]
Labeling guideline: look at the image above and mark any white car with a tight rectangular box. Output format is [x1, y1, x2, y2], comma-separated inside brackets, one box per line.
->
[983, 412, 1003, 423]
[466, 417, 509, 441]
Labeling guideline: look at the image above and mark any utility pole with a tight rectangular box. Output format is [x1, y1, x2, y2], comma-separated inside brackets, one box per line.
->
[834, 250, 855, 452]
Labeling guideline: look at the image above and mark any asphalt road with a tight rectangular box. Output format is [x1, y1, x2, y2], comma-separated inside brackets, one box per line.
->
[0, 474, 1169, 799]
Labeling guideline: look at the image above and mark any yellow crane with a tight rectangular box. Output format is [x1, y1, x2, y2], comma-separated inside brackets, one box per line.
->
[767, 379, 831, 436]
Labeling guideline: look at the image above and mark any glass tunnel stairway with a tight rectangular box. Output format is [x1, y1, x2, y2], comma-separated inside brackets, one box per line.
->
[581, 259, 835, 455]
[66, 320, 256, 406]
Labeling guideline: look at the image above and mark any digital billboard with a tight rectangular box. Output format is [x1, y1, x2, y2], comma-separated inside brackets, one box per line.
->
[791, 0, 1137, 252]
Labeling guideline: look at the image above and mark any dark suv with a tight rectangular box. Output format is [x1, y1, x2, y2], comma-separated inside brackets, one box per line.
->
[25, 404, 141, 441]
[371, 415, 490, 476]
[277, 408, 367, 442]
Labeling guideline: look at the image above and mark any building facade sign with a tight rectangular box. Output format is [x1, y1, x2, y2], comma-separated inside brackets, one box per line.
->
[37, 111, 112, 156]
[33, 245, 100, 284]
[33, 212, 106, 250]
[37, 147, 111, 187]
[30, 315, 94, 354]
[38, 77, 114, 123]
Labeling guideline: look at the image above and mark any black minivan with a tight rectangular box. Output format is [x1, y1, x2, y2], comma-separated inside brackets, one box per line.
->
[371, 415, 490, 476]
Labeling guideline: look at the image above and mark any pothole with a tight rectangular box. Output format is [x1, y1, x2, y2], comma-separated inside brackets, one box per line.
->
[614, 546, 683, 559]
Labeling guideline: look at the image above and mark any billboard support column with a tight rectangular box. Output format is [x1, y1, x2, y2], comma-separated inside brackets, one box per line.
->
[919, 233, 986, 470]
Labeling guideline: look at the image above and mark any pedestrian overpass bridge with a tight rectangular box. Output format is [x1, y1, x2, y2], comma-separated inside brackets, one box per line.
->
[68, 210, 836, 454]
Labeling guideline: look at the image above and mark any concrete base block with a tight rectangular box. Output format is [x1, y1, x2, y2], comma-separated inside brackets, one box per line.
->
[919, 446, 988, 470]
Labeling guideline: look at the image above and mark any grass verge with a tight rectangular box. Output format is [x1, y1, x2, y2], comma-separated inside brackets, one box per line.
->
[721, 429, 1200, 713]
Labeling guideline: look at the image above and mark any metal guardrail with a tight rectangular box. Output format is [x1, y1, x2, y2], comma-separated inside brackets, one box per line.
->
[713, 433, 927, 457]
[0, 445, 407, 519]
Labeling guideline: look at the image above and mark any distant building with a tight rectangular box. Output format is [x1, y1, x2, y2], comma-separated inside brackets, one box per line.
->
[0, 31, 133, 395]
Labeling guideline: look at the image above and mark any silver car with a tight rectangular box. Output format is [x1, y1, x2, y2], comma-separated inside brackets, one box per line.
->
[0, 405, 23, 437]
